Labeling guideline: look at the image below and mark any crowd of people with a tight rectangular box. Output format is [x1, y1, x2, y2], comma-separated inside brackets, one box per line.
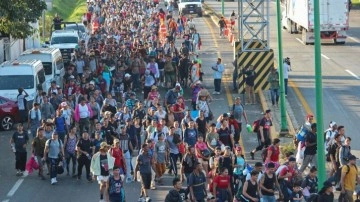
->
[7, 0, 360, 202]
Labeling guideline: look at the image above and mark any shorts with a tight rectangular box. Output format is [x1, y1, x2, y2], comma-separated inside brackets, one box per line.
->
[140, 173, 152, 189]
[97, 175, 109, 184]
[155, 162, 166, 176]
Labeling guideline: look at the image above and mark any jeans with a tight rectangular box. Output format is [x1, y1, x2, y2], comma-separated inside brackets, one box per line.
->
[255, 136, 271, 152]
[284, 78, 288, 95]
[169, 153, 179, 175]
[220, 27, 225, 36]
[299, 154, 317, 173]
[77, 155, 91, 179]
[57, 131, 66, 144]
[49, 158, 59, 179]
[262, 195, 276, 202]
[124, 151, 132, 179]
[65, 152, 77, 175]
[15, 152, 27, 171]
[214, 78, 221, 92]
[270, 88, 279, 105]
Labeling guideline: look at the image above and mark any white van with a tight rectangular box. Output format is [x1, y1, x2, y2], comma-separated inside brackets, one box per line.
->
[18, 48, 65, 86]
[0, 59, 47, 104]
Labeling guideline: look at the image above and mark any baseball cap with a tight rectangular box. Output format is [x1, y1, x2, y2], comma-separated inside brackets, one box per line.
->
[288, 157, 296, 162]
[349, 155, 358, 161]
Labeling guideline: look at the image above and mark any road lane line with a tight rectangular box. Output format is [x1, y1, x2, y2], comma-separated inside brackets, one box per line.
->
[348, 36, 360, 43]
[203, 16, 247, 155]
[2, 200, 10, 202]
[7, 179, 24, 197]
[295, 38, 304, 45]
[288, 80, 315, 122]
[345, 70, 360, 80]
[321, 54, 330, 60]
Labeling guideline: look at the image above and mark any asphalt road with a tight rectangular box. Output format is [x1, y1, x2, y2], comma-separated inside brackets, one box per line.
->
[205, 0, 360, 154]
[0, 6, 268, 202]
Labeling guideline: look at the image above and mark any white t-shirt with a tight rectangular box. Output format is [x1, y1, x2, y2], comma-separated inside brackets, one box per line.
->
[17, 94, 26, 110]
[78, 104, 89, 118]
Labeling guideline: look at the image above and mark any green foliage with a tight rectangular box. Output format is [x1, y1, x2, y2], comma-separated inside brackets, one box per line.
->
[279, 142, 296, 163]
[0, 0, 47, 39]
[48, 0, 87, 21]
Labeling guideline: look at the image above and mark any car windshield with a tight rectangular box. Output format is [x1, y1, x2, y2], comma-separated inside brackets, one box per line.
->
[42, 62, 52, 75]
[65, 25, 86, 33]
[0, 75, 34, 90]
[181, 0, 201, 2]
[51, 36, 78, 44]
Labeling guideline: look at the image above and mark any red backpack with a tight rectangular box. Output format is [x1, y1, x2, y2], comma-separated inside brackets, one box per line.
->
[252, 119, 261, 133]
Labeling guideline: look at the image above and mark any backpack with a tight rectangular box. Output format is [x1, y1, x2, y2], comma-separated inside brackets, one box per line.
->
[261, 145, 275, 162]
[252, 119, 261, 133]
[275, 164, 288, 177]
[232, 103, 245, 115]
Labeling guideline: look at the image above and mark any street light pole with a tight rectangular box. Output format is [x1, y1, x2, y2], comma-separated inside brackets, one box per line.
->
[276, 0, 288, 132]
[222, 0, 224, 16]
[314, 0, 326, 187]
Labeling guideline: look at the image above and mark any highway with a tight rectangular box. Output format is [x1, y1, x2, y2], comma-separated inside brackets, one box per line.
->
[0, 8, 266, 202]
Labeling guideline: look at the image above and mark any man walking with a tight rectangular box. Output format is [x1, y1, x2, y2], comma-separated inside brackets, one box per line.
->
[43, 131, 65, 185]
[340, 155, 360, 202]
[218, 17, 226, 38]
[250, 109, 272, 160]
[268, 67, 280, 108]
[211, 58, 224, 95]
[137, 143, 153, 202]
[77, 131, 94, 181]
[299, 123, 317, 174]
[188, 162, 207, 202]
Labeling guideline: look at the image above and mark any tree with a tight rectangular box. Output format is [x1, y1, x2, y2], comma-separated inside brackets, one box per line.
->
[0, 0, 47, 39]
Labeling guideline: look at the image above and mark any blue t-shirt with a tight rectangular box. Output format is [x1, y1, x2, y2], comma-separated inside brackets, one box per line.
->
[184, 128, 197, 147]
[55, 117, 66, 133]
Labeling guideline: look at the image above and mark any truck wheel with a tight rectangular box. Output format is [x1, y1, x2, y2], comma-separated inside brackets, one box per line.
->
[198, 12, 203, 17]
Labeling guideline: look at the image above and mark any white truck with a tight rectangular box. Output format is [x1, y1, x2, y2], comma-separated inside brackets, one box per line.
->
[282, 0, 349, 44]
[178, 0, 203, 17]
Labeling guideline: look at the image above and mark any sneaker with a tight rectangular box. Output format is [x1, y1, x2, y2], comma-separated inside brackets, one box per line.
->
[126, 177, 133, 183]
[16, 171, 21, 176]
[146, 197, 151, 202]
[138, 197, 145, 202]
[212, 91, 217, 95]
[216, 91, 220, 95]
[250, 151, 255, 160]
[51, 178, 57, 185]
[22, 170, 29, 177]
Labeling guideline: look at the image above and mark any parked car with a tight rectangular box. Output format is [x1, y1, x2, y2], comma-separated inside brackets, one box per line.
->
[0, 96, 21, 131]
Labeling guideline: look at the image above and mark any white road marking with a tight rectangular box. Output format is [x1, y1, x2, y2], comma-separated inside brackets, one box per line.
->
[345, 70, 360, 80]
[2, 200, 10, 202]
[321, 54, 330, 60]
[295, 38, 304, 44]
[7, 179, 24, 197]
[348, 36, 360, 43]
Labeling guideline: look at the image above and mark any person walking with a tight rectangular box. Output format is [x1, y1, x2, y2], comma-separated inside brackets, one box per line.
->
[27, 102, 42, 138]
[166, 126, 181, 177]
[231, 97, 248, 144]
[31, 127, 47, 180]
[17, 88, 29, 123]
[43, 131, 65, 185]
[241, 170, 260, 202]
[10, 123, 29, 176]
[77, 131, 94, 182]
[74, 98, 93, 135]
[64, 125, 78, 177]
[188, 162, 207, 202]
[136, 143, 153, 202]
[283, 57, 291, 96]
[250, 109, 272, 160]
[267, 67, 280, 108]
[298, 123, 317, 174]
[218, 17, 226, 38]
[91, 142, 115, 202]
[242, 65, 256, 105]
[340, 155, 360, 202]
[106, 166, 125, 202]
[165, 177, 189, 202]
[259, 162, 282, 202]
[211, 58, 225, 95]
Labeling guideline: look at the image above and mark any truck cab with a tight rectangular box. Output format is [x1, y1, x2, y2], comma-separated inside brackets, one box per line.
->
[49, 30, 79, 64]
[178, 0, 203, 17]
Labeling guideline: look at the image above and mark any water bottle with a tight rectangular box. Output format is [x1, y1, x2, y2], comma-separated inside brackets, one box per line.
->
[246, 124, 252, 133]
[11, 143, 16, 153]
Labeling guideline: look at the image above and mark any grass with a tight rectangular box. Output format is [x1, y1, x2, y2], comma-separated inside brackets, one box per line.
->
[39, 0, 87, 41]
[48, 0, 87, 22]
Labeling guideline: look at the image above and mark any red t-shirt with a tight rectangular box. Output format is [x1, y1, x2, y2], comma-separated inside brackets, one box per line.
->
[279, 165, 296, 182]
[268, 145, 280, 162]
[213, 175, 230, 189]
[172, 103, 185, 113]
[110, 148, 124, 169]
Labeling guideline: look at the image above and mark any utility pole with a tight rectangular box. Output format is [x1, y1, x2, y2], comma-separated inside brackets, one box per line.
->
[221, 0, 224, 16]
[275, 0, 288, 133]
[314, 0, 325, 187]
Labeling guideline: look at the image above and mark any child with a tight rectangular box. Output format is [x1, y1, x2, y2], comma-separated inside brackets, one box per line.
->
[92, 131, 103, 153]
[154, 133, 168, 185]
[291, 182, 304, 202]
